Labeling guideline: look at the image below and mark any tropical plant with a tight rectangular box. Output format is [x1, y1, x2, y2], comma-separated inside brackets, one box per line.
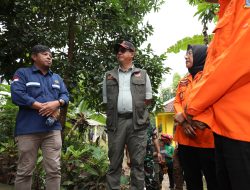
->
[167, 0, 219, 54]
[0, 83, 109, 188]
[61, 144, 108, 190]
[0, 139, 17, 184]
[0, 84, 17, 142]
[64, 99, 106, 143]
[187, 0, 219, 43]
[167, 34, 213, 54]
[0, 84, 17, 185]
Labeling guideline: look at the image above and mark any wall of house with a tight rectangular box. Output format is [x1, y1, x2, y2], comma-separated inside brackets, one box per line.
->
[155, 112, 174, 136]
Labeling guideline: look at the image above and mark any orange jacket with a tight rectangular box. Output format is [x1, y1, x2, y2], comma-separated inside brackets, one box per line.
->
[174, 73, 214, 148]
[187, 0, 250, 142]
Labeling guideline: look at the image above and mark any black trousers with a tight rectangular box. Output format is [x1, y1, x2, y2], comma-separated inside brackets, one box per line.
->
[214, 133, 250, 190]
[166, 161, 174, 188]
[178, 144, 218, 190]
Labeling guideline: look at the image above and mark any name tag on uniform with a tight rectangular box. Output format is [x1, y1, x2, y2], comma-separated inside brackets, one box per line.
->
[26, 82, 40, 87]
[52, 84, 60, 89]
[245, 0, 250, 8]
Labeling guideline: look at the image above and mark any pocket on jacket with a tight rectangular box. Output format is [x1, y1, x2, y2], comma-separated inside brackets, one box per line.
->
[26, 82, 42, 98]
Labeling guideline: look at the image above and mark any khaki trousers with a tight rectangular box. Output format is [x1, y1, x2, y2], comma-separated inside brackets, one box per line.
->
[15, 130, 62, 190]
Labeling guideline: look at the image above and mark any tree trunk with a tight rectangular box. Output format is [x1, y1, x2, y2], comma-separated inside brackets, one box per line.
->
[60, 15, 76, 140]
[203, 23, 209, 45]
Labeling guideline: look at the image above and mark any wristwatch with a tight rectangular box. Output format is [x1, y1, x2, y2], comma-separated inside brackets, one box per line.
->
[58, 99, 64, 107]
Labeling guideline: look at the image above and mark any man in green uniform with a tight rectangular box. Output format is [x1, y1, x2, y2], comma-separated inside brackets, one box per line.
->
[144, 124, 162, 190]
[103, 40, 152, 190]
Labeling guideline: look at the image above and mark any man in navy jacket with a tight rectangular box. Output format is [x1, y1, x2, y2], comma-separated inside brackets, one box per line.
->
[11, 44, 69, 190]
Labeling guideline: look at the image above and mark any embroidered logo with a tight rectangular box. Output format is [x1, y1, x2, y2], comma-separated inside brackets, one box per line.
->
[134, 72, 141, 78]
[179, 79, 188, 86]
[107, 74, 114, 80]
[54, 80, 59, 84]
[12, 75, 19, 82]
[180, 92, 184, 101]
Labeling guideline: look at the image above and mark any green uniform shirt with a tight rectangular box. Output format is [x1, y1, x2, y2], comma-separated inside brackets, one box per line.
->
[164, 144, 174, 164]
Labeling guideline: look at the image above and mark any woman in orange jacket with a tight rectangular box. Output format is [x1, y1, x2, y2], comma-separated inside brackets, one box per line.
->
[174, 44, 218, 190]
[187, 1, 250, 190]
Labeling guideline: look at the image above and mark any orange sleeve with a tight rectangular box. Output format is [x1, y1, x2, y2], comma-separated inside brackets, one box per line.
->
[174, 83, 184, 114]
[187, 29, 250, 116]
[192, 107, 214, 127]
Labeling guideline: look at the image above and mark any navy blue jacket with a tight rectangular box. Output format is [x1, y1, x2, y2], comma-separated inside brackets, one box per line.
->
[11, 65, 69, 136]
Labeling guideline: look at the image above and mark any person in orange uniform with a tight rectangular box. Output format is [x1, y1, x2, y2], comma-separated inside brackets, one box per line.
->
[174, 44, 218, 190]
[186, 1, 250, 190]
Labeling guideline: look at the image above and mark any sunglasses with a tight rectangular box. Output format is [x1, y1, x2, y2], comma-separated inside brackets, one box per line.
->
[116, 47, 132, 54]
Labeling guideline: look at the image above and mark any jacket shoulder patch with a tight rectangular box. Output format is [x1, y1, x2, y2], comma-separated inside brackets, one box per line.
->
[134, 72, 141, 78]
[179, 78, 189, 86]
[107, 74, 115, 80]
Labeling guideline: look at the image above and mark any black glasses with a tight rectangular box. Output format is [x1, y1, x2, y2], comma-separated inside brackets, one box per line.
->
[116, 47, 131, 54]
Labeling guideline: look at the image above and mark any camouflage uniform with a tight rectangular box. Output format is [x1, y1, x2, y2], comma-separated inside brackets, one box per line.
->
[144, 125, 160, 190]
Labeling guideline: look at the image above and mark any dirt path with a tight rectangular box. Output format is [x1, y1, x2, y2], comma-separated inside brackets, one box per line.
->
[0, 183, 14, 190]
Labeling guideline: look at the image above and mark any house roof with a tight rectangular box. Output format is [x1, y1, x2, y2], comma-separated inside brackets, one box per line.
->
[163, 97, 175, 113]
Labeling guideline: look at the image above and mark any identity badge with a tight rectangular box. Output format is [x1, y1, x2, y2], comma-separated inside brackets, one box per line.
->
[245, 0, 250, 8]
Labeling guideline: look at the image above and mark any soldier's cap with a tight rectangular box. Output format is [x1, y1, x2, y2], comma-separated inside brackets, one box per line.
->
[114, 40, 135, 53]
[31, 44, 51, 54]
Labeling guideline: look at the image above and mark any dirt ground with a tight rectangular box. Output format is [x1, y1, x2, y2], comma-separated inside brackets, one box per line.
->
[122, 153, 174, 190]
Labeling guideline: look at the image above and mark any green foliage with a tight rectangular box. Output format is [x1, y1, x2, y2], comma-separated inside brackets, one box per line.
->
[188, 0, 219, 38]
[167, 34, 212, 53]
[0, 0, 171, 187]
[187, 0, 207, 5]
[0, 85, 18, 185]
[0, 84, 109, 188]
[0, 0, 168, 112]
[160, 73, 181, 102]
[0, 139, 17, 184]
[135, 45, 169, 112]
[193, 2, 219, 28]
[0, 84, 17, 184]
[184, 0, 219, 44]
[161, 87, 174, 102]
[172, 73, 181, 91]
[153, 96, 165, 113]
[64, 99, 106, 142]
[61, 99, 108, 189]
[61, 144, 108, 189]
[136, 45, 169, 94]
[167, 0, 218, 53]
[0, 84, 17, 142]
[60, 100, 109, 189]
